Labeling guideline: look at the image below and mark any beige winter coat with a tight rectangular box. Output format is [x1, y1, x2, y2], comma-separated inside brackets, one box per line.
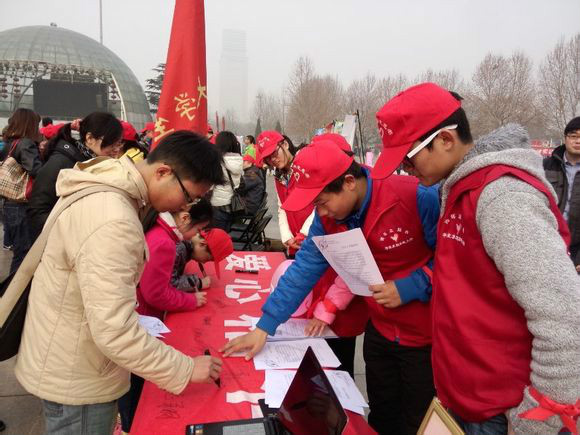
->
[14, 156, 194, 405]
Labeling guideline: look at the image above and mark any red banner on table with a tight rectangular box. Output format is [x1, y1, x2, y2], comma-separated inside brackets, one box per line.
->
[152, 0, 208, 148]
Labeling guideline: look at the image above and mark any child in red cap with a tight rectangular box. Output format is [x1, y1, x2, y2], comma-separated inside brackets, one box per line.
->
[256, 131, 312, 255]
[372, 82, 580, 435]
[224, 139, 440, 435]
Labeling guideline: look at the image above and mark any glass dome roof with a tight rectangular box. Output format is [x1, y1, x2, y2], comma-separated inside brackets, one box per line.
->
[0, 25, 151, 128]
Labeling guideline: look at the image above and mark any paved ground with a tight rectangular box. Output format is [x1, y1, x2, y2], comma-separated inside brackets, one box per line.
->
[0, 175, 368, 434]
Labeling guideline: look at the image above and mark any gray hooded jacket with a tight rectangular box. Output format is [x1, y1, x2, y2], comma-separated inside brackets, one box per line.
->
[441, 124, 580, 435]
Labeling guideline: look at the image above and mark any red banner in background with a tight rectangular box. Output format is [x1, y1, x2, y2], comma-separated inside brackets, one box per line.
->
[152, 0, 207, 149]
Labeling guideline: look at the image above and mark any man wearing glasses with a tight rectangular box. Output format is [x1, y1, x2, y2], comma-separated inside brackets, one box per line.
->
[544, 117, 580, 270]
[14, 130, 225, 435]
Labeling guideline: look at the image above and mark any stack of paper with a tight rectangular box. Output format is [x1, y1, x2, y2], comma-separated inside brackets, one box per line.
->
[269, 318, 338, 341]
[264, 369, 368, 415]
[224, 317, 338, 343]
[138, 315, 171, 338]
[253, 338, 341, 370]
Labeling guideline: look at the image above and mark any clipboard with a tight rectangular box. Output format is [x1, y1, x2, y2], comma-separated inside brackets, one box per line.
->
[417, 397, 465, 435]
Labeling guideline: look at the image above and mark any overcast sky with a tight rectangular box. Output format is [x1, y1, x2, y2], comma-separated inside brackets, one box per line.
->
[2, 0, 580, 120]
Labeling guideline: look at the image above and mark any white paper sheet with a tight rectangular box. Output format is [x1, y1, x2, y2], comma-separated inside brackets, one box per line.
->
[234, 279, 259, 285]
[226, 390, 265, 404]
[237, 293, 261, 304]
[268, 318, 338, 341]
[225, 331, 246, 340]
[253, 339, 340, 370]
[138, 315, 170, 337]
[312, 228, 383, 296]
[264, 369, 368, 414]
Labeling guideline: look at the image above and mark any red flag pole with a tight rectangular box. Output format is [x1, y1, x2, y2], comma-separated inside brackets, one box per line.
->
[152, 0, 207, 148]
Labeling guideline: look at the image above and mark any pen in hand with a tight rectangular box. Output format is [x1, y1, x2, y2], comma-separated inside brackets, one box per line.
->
[204, 349, 221, 387]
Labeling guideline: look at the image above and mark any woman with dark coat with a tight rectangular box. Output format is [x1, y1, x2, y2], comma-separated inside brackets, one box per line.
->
[2, 108, 43, 273]
[27, 112, 123, 242]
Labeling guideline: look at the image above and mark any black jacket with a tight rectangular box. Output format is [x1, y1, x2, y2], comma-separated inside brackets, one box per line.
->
[2, 138, 42, 178]
[27, 139, 86, 241]
[543, 144, 580, 265]
[237, 165, 266, 215]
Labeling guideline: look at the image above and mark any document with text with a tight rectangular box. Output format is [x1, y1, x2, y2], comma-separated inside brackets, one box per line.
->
[312, 228, 383, 296]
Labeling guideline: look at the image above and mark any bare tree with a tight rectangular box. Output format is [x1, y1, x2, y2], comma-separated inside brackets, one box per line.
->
[415, 68, 466, 94]
[285, 56, 345, 142]
[539, 33, 580, 138]
[469, 51, 541, 138]
[252, 90, 282, 132]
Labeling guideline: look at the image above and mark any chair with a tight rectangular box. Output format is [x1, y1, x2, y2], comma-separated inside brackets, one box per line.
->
[230, 193, 269, 234]
[233, 214, 272, 251]
[230, 206, 268, 243]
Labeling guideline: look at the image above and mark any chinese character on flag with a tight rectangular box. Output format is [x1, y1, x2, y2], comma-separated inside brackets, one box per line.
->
[152, 0, 208, 148]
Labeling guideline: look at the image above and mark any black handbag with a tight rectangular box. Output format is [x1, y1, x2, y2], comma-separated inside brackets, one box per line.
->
[0, 185, 130, 361]
[226, 169, 246, 214]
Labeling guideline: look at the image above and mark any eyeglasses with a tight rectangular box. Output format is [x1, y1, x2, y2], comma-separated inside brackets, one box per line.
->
[263, 140, 286, 165]
[403, 125, 458, 167]
[567, 134, 580, 141]
[173, 170, 201, 207]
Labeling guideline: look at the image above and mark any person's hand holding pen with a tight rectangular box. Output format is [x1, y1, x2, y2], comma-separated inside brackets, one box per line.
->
[204, 349, 221, 387]
[189, 351, 222, 384]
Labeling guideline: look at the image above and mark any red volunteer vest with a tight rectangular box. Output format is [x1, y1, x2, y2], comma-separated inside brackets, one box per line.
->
[432, 165, 571, 421]
[322, 175, 434, 347]
[275, 178, 314, 238]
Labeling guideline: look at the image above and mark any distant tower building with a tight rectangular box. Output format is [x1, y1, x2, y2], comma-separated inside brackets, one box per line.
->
[219, 29, 248, 123]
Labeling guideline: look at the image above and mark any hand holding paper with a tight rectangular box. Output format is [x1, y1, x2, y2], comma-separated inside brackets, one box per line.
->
[370, 281, 402, 308]
[312, 228, 383, 296]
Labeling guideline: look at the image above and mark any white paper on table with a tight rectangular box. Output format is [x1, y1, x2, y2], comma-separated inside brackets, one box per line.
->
[268, 318, 338, 341]
[226, 390, 265, 404]
[253, 338, 340, 370]
[138, 315, 171, 337]
[237, 293, 261, 304]
[312, 228, 383, 296]
[264, 369, 368, 414]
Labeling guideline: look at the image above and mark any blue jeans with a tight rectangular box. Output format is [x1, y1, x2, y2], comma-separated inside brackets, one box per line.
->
[42, 400, 117, 435]
[450, 410, 508, 435]
[3, 201, 31, 274]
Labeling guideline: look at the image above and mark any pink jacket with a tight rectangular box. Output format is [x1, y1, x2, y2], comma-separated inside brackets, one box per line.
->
[136, 216, 198, 319]
[272, 260, 354, 325]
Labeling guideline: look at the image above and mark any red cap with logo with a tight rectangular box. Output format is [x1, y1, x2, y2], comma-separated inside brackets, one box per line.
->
[201, 228, 233, 278]
[282, 141, 354, 212]
[311, 133, 352, 153]
[120, 121, 138, 142]
[372, 82, 461, 179]
[140, 121, 155, 134]
[256, 130, 284, 165]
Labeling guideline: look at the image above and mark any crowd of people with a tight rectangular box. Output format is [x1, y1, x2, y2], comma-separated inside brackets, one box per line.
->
[0, 81, 579, 435]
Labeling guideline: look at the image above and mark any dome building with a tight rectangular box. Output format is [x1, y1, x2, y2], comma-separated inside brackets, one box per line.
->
[0, 25, 151, 128]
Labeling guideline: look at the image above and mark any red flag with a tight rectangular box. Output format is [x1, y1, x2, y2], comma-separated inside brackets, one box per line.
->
[152, 0, 207, 148]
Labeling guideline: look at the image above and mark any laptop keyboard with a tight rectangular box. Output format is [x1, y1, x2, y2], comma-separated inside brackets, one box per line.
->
[223, 423, 267, 435]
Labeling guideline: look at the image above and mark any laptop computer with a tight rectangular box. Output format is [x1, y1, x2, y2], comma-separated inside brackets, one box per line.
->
[185, 346, 348, 435]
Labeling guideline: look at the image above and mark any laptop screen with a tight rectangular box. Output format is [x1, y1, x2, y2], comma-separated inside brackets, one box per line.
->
[277, 347, 348, 435]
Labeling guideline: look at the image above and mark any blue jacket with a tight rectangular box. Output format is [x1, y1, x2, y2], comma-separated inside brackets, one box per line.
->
[257, 168, 440, 335]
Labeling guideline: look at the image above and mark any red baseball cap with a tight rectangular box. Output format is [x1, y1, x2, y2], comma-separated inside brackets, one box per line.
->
[372, 82, 461, 179]
[243, 154, 256, 164]
[256, 131, 284, 165]
[120, 121, 137, 142]
[140, 121, 155, 134]
[311, 133, 351, 153]
[282, 141, 354, 212]
[201, 228, 233, 278]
